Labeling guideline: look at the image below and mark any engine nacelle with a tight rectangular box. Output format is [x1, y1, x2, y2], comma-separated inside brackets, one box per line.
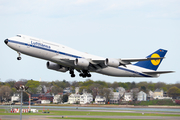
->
[46, 61, 68, 72]
[105, 58, 120, 67]
[74, 58, 89, 68]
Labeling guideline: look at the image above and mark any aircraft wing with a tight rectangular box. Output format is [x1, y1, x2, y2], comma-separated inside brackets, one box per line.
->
[143, 71, 174, 75]
[51, 55, 165, 70]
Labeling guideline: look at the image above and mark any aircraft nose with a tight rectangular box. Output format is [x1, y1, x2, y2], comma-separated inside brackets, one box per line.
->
[4, 39, 8, 44]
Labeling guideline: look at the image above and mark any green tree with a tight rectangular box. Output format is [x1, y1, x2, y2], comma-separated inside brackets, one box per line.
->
[167, 86, 180, 99]
[25, 80, 40, 94]
[147, 83, 155, 91]
[62, 94, 68, 103]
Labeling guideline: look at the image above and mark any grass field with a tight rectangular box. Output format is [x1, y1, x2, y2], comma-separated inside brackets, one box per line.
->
[48, 117, 148, 120]
[0, 109, 180, 117]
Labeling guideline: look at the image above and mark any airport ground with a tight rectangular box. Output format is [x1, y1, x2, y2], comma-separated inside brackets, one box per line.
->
[1, 105, 180, 120]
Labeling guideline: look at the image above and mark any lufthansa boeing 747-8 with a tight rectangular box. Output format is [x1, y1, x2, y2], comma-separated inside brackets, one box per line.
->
[4, 34, 173, 78]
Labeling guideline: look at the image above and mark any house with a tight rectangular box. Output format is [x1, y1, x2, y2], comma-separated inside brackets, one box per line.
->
[38, 93, 53, 103]
[53, 93, 63, 104]
[116, 87, 125, 97]
[153, 88, 163, 99]
[68, 93, 80, 104]
[11, 94, 20, 102]
[147, 90, 154, 100]
[37, 100, 51, 104]
[110, 92, 121, 104]
[75, 87, 79, 94]
[95, 96, 106, 104]
[123, 92, 133, 101]
[63, 87, 72, 94]
[31, 94, 41, 101]
[80, 93, 93, 104]
[116, 87, 125, 92]
[137, 91, 147, 101]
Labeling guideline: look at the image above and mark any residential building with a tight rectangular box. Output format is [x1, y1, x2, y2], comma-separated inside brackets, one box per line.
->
[80, 93, 93, 104]
[147, 90, 154, 100]
[123, 92, 133, 101]
[39, 100, 51, 104]
[75, 87, 79, 94]
[116, 87, 125, 97]
[63, 87, 72, 94]
[116, 87, 125, 92]
[38, 93, 53, 103]
[53, 93, 63, 104]
[68, 93, 80, 104]
[11, 94, 20, 102]
[110, 92, 121, 104]
[31, 94, 41, 101]
[153, 88, 163, 99]
[137, 91, 147, 101]
[95, 96, 106, 104]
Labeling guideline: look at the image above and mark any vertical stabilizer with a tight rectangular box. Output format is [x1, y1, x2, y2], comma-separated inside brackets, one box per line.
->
[134, 49, 167, 71]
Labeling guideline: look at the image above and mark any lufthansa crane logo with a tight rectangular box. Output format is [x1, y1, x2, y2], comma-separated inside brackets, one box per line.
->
[151, 53, 161, 66]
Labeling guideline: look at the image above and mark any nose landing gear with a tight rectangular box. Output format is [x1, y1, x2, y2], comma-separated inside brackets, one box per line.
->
[17, 52, 22, 60]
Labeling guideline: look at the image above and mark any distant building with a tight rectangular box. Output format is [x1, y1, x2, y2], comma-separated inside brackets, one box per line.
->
[123, 92, 133, 101]
[75, 87, 79, 94]
[153, 88, 163, 99]
[95, 96, 106, 104]
[110, 92, 121, 104]
[68, 93, 80, 104]
[137, 91, 147, 101]
[31, 94, 41, 101]
[80, 93, 93, 104]
[53, 93, 63, 104]
[38, 93, 53, 103]
[116, 87, 125, 92]
[37, 100, 50, 104]
[63, 87, 72, 94]
[147, 90, 154, 100]
[11, 94, 20, 102]
[116, 87, 125, 97]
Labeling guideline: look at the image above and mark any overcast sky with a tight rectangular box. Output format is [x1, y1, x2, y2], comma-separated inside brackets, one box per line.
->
[0, 0, 179, 83]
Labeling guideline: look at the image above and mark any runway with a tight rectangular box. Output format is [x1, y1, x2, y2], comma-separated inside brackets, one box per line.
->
[1, 115, 180, 120]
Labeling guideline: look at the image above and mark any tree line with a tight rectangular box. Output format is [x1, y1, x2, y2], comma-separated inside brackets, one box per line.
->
[0, 79, 180, 102]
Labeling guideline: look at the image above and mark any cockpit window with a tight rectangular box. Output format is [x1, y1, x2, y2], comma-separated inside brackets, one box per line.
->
[17, 35, 21, 37]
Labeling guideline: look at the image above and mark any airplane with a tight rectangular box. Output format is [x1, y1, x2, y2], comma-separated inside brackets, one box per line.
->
[4, 34, 174, 78]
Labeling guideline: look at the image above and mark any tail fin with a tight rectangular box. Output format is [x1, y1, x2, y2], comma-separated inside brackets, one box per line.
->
[134, 49, 167, 71]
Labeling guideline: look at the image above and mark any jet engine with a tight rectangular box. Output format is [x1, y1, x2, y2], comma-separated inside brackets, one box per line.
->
[74, 58, 89, 68]
[46, 61, 68, 72]
[105, 58, 120, 67]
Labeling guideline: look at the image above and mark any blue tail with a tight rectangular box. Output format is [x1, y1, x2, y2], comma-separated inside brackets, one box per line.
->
[134, 49, 167, 71]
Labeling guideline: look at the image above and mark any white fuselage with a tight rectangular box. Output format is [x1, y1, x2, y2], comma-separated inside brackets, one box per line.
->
[6, 35, 157, 78]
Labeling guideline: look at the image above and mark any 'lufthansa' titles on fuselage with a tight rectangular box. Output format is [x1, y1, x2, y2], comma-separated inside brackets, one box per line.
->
[31, 41, 51, 49]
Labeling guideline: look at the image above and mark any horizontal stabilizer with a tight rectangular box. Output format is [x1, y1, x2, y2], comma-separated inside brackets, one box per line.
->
[143, 71, 174, 75]
[121, 57, 164, 64]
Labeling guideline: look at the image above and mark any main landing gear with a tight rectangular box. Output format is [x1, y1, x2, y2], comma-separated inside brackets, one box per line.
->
[69, 69, 91, 78]
[17, 52, 22, 60]
[79, 70, 91, 78]
[69, 69, 75, 78]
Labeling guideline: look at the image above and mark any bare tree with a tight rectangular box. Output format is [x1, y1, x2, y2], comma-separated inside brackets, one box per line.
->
[0, 86, 12, 102]
[99, 88, 112, 103]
